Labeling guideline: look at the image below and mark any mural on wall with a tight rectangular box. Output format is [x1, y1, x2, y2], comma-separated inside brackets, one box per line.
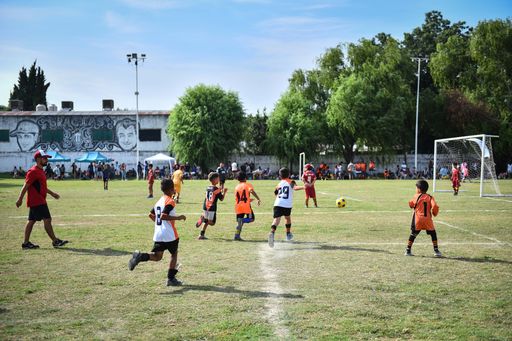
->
[8, 116, 137, 152]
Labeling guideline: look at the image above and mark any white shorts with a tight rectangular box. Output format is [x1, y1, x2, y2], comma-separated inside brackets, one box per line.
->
[203, 210, 216, 222]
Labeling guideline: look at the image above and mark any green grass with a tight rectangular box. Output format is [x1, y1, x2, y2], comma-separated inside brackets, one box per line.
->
[0, 178, 511, 340]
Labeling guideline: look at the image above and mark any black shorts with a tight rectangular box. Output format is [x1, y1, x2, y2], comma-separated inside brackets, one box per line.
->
[236, 210, 255, 220]
[273, 206, 291, 218]
[28, 204, 51, 221]
[151, 239, 179, 254]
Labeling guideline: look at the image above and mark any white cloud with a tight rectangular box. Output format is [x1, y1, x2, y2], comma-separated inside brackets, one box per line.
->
[104, 11, 142, 33]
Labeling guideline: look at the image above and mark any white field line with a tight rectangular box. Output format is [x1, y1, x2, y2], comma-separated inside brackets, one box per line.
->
[437, 221, 512, 247]
[484, 197, 512, 203]
[5, 209, 510, 219]
[318, 191, 363, 202]
[258, 243, 290, 339]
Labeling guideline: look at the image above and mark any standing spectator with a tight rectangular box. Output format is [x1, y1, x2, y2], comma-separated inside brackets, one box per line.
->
[335, 163, 343, 180]
[120, 163, 127, 181]
[71, 162, 77, 179]
[13, 166, 18, 178]
[137, 162, 143, 180]
[507, 161, 512, 179]
[53, 164, 61, 180]
[114, 161, 120, 178]
[15, 150, 68, 249]
[347, 161, 355, 180]
[216, 162, 228, 189]
[428, 160, 434, 179]
[231, 161, 239, 179]
[144, 161, 149, 180]
[103, 164, 110, 190]
[369, 160, 376, 178]
[88, 162, 94, 179]
[60, 164, 65, 180]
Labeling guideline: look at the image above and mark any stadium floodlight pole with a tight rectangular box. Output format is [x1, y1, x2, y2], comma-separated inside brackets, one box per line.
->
[127, 53, 147, 180]
[412, 57, 428, 171]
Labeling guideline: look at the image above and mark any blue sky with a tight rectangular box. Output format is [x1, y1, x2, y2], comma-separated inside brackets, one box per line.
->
[1, 0, 510, 114]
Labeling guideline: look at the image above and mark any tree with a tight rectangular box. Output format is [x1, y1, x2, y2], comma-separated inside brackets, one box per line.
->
[267, 91, 323, 171]
[167, 84, 246, 170]
[243, 109, 269, 155]
[9, 61, 50, 111]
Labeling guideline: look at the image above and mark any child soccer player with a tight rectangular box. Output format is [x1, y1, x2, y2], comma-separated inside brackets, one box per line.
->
[405, 179, 442, 257]
[172, 165, 184, 203]
[128, 179, 186, 286]
[147, 164, 155, 198]
[451, 162, 461, 195]
[195, 172, 228, 240]
[302, 164, 318, 208]
[268, 168, 304, 248]
[234, 172, 261, 241]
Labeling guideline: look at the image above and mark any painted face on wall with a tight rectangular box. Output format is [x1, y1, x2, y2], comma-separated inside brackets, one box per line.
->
[10, 120, 40, 151]
[116, 123, 137, 150]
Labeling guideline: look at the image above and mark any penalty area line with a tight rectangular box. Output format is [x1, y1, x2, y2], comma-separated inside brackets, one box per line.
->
[437, 221, 512, 247]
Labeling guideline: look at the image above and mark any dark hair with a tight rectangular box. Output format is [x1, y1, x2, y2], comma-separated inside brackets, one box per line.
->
[279, 167, 289, 179]
[161, 178, 174, 192]
[149, 164, 153, 168]
[416, 179, 429, 193]
[237, 172, 247, 181]
[208, 172, 219, 182]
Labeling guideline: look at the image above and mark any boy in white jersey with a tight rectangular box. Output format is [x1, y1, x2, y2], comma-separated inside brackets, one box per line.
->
[268, 168, 304, 248]
[128, 179, 187, 286]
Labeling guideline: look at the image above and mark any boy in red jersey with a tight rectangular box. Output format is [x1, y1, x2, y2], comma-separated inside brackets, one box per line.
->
[405, 180, 442, 257]
[195, 172, 228, 240]
[129, 179, 186, 286]
[15, 150, 68, 249]
[147, 164, 155, 198]
[302, 164, 318, 208]
[233, 172, 261, 241]
[451, 162, 460, 195]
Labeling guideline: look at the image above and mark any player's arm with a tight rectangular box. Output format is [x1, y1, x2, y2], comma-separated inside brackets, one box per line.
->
[431, 197, 439, 217]
[149, 208, 156, 222]
[274, 186, 279, 196]
[160, 205, 187, 221]
[290, 181, 304, 191]
[47, 188, 60, 199]
[219, 188, 228, 201]
[408, 199, 415, 208]
[15, 182, 29, 207]
[250, 189, 261, 206]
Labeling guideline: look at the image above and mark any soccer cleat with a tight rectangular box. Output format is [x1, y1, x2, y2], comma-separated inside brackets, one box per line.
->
[22, 241, 40, 250]
[52, 239, 69, 248]
[434, 250, 443, 257]
[197, 235, 208, 240]
[147, 195, 153, 199]
[128, 251, 142, 271]
[268, 232, 274, 248]
[167, 277, 183, 286]
[286, 233, 294, 241]
[234, 235, 243, 241]
[404, 249, 413, 256]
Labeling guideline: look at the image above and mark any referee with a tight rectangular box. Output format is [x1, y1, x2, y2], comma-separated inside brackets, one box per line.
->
[15, 150, 69, 249]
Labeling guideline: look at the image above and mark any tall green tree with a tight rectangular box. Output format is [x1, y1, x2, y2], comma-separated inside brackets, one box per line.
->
[9, 61, 50, 111]
[167, 84, 246, 170]
[267, 91, 323, 171]
[243, 109, 269, 155]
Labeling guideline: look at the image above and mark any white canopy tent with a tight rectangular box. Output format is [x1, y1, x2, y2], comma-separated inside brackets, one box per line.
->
[144, 153, 176, 169]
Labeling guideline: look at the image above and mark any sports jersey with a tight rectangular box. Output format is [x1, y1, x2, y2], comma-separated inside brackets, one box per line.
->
[302, 170, 316, 185]
[147, 169, 155, 183]
[409, 193, 439, 230]
[235, 182, 254, 214]
[151, 195, 178, 242]
[274, 179, 294, 208]
[451, 168, 460, 185]
[25, 165, 48, 207]
[203, 185, 224, 211]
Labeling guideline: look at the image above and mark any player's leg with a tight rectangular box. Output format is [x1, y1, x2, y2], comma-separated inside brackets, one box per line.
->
[427, 230, 442, 257]
[285, 215, 293, 241]
[129, 242, 165, 270]
[22, 220, 38, 249]
[268, 209, 282, 248]
[39, 204, 68, 247]
[305, 194, 309, 208]
[195, 212, 205, 228]
[406, 229, 420, 256]
[167, 241, 182, 286]
[234, 215, 244, 241]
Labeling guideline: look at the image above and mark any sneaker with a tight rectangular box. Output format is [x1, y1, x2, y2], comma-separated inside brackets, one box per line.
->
[434, 250, 443, 257]
[197, 235, 208, 240]
[128, 251, 142, 271]
[167, 277, 183, 286]
[404, 249, 413, 256]
[234, 235, 243, 241]
[268, 233, 274, 248]
[195, 217, 203, 228]
[286, 233, 294, 241]
[52, 239, 69, 248]
[22, 241, 40, 250]
[147, 195, 153, 199]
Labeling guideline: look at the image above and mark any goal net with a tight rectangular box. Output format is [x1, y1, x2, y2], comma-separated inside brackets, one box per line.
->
[433, 134, 510, 197]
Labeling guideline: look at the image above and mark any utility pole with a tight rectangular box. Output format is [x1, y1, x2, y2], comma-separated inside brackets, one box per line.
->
[412, 57, 428, 171]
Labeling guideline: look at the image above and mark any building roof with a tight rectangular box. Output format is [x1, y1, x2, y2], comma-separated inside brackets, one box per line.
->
[0, 110, 170, 116]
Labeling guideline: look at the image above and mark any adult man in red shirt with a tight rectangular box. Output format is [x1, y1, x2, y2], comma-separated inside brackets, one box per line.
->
[15, 150, 69, 249]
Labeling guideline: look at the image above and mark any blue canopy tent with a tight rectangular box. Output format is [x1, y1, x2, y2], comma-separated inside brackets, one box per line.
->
[75, 152, 113, 163]
[46, 150, 71, 162]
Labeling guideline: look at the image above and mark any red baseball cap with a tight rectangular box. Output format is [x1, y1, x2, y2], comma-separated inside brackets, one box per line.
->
[34, 150, 52, 159]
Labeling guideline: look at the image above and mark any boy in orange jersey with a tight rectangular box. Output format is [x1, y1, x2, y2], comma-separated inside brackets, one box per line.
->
[405, 180, 442, 257]
[233, 172, 261, 241]
[195, 172, 228, 240]
[451, 162, 460, 195]
[129, 179, 187, 286]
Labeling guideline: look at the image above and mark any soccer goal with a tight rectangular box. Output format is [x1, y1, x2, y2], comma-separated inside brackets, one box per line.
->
[299, 152, 306, 179]
[433, 134, 510, 197]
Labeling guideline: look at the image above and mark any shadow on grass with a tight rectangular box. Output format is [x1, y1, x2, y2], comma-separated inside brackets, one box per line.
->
[0, 182, 22, 188]
[440, 256, 512, 265]
[161, 284, 304, 299]
[55, 247, 132, 257]
[278, 243, 392, 254]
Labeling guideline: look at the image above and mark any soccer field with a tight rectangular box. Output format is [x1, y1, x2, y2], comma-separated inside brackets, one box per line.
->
[1, 178, 511, 340]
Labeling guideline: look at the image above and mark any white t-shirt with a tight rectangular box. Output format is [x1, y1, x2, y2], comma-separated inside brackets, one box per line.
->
[152, 195, 178, 242]
[274, 179, 294, 208]
[231, 162, 238, 172]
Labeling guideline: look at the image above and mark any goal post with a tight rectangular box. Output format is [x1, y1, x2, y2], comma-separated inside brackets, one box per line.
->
[433, 134, 510, 197]
[299, 152, 306, 179]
